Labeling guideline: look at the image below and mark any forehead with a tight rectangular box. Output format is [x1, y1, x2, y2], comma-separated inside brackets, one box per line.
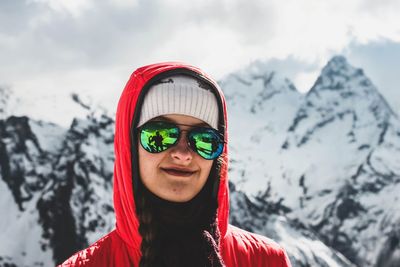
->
[153, 114, 209, 127]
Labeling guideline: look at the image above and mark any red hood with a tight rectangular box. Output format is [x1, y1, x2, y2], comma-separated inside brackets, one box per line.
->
[113, 62, 229, 250]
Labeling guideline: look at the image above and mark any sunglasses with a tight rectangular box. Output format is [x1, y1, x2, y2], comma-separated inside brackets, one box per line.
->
[138, 120, 224, 160]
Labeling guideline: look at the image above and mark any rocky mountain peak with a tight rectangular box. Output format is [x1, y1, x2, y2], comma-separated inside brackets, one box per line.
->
[286, 56, 395, 145]
[324, 55, 352, 73]
[309, 55, 371, 93]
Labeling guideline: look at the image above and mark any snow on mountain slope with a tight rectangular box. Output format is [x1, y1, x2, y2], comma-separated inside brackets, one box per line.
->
[37, 112, 115, 264]
[219, 60, 303, 194]
[0, 116, 63, 266]
[306, 115, 400, 267]
[276, 56, 400, 266]
[229, 182, 356, 267]
[0, 110, 115, 265]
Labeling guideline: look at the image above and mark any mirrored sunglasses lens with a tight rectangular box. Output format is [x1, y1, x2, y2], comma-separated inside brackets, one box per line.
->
[140, 122, 179, 153]
[190, 129, 223, 160]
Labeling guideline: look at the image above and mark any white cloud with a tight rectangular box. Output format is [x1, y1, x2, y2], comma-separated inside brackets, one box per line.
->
[3, 0, 400, 74]
[29, 0, 94, 17]
[294, 71, 320, 93]
[1, 0, 399, 125]
[110, 0, 139, 8]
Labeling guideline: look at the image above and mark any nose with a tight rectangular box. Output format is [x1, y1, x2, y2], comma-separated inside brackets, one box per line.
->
[169, 132, 193, 163]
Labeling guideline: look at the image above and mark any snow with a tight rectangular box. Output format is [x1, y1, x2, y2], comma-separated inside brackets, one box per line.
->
[29, 119, 67, 154]
[273, 216, 355, 267]
[0, 180, 53, 267]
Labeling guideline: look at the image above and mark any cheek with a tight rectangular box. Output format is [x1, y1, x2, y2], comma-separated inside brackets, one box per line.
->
[200, 159, 213, 179]
[138, 146, 158, 183]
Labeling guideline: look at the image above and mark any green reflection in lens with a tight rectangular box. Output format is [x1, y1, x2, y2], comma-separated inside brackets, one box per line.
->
[190, 129, 223, 160]
[140, 122, 179, 153]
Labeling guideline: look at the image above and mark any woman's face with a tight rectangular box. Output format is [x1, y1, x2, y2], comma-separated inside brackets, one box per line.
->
[138, 114, 214, 202]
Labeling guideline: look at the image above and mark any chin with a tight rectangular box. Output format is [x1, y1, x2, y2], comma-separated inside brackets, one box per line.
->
[164, 190, 195, 203]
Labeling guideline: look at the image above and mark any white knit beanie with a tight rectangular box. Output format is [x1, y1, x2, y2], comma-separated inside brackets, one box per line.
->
[137, 75, 219, 129]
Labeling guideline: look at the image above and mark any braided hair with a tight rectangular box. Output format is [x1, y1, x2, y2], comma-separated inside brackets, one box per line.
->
[136, 191, 160, 267]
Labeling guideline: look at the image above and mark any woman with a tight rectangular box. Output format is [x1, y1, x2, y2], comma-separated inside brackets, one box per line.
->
[61, 62, 292, 266]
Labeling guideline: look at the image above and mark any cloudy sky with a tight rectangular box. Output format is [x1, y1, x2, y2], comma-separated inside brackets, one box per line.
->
[1, 0, 399, 127]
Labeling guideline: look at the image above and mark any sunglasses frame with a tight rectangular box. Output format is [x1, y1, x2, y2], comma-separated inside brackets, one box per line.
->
[138, 120, 225, 160]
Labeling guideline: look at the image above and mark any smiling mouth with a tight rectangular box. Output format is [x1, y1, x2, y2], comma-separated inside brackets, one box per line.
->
[162, 168, 196, 177]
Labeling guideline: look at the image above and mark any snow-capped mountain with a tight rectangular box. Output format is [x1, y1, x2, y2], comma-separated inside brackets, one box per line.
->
[0, 116, 63, 266]
[221, 56, 400, 267]
[0, 56, 398, 267]
[37, 113, 115, 264]
[0, 99, 115, 266]
[219, 60, 303, 193]
[280, 56, 400, 267]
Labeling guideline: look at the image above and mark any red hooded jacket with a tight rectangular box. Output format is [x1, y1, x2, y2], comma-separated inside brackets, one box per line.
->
[60, 63, 292, 267]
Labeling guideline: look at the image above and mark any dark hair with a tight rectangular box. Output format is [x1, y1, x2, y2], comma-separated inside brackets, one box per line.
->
[136, 191, 159, 267]
[136, 157, 226, 267]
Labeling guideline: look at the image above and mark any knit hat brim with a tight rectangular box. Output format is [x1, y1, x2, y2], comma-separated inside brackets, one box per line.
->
[137, 75, 219, 129]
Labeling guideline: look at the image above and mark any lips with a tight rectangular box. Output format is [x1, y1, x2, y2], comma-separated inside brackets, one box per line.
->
[161, 167, 196, 177]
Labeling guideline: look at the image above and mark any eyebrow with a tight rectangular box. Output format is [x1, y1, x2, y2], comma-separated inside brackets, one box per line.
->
[155, 116, 209, 127]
